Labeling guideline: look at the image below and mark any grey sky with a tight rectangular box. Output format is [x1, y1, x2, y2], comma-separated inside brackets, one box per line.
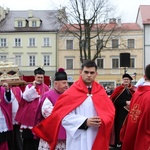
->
[0, 0, 150, 22]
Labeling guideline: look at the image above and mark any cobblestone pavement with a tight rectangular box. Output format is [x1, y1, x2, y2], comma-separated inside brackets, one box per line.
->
[109, 147, 121, 150]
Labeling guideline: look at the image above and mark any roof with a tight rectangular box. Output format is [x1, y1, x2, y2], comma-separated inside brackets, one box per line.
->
[60, 23, 142, 32]
[137, 5, 150, 24]
[0, 10, 62, 32]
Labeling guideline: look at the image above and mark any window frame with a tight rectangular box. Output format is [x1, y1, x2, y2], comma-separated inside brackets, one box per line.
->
[66, 39, 73, 50]
[128, 39, 135, 49]
[43, 55, 50, 66]
[14, 38, 21, 47]
[43, 37, 50, 47]
[0, 38, 7, 47]
[66, 58, 73, 69]
[29, 38, 36, 47]
[112, 39, 119, 48]
[29, 55, 36, 66]
[96, 58, 104, 69]
[112, 58, 119, 69]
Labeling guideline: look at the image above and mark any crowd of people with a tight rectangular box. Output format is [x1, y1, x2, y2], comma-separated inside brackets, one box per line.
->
[0, 60, 150, 150]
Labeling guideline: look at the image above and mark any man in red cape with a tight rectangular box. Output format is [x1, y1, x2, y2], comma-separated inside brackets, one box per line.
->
[32, 60, 115, 150]
[120, 64, 150, 150]
[110, 73, 135, 147]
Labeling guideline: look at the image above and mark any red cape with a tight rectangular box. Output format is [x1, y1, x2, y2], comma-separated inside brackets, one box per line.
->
[120, 86, 150, 150]
[32, 76, 115, 150]
[110, 84, 135, 102]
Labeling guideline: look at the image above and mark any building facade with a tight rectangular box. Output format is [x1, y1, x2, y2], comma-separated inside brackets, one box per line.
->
[136, 5, 150, 67]
[0, 6, 64, 80]
[0, 6, 145, 88]
[58, 22, 143, 88]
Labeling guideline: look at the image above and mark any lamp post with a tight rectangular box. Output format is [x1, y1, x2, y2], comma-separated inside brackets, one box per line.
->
[124, 67, 127, 74]
[133, 72, 137, 83]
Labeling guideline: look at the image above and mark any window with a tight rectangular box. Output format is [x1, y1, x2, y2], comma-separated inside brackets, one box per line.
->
[0, 38, 7, 47]
[130, 58, 135, 68]
[97, 58, 103, 69]
[128, 39, 134, 48]
[0, 55, 6, 61]
[112, 39, 118, 48]
[43, 55, 50, 66]
[15, 55, 21, 66]
[18, 21, 23, 27]
[43, 38, 50, 47]
[97, 39, 103, 50]
[32, 21, 37, 27]
[81, 40, 88, 49]
[15, 38, 21, 47]
[29, 38, 36, 47]
[66, 40, 73, 49]
[66, 58, 73, 69]
[29, 55, 35, 66]
[112, 58, 119, 68]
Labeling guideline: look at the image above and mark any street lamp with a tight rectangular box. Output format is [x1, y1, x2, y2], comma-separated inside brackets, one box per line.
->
[133, 72, 137, 83]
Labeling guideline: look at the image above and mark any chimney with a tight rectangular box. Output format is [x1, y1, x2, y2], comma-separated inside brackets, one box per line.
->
[0, 6, 6, 21]
[28, 9, 33, 18]
[5, 7, 10, 14]
[117, 18, 122, 27]
[109, 18, 116, 24]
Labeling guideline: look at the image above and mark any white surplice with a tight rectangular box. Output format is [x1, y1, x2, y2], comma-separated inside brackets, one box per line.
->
[62, 96, 99, 150]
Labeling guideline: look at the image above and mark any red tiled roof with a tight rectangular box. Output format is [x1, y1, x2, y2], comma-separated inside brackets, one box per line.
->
[60, 23, 141, 32]
[138, 5, 150, 24]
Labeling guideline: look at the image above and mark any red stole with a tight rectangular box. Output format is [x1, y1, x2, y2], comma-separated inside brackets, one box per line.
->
[32, 77, 115, 150]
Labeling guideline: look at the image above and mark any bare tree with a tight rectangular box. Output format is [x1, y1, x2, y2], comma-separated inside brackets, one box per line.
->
[58, 0, 122, 63]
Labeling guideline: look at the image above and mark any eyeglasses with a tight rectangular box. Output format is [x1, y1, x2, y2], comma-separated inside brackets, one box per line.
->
[84, 71, 95, 75]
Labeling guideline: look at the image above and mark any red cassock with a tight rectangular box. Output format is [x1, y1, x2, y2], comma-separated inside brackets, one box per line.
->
[120, 85, 150, 150]
[32, 76, 115, 150]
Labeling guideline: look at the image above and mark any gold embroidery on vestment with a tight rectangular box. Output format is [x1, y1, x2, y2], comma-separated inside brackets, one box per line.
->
[130, 104, 141, 123]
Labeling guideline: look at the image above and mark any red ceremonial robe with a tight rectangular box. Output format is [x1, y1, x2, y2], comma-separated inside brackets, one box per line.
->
[32, 76, 115, 150]
[120, 85, 150, 150]
[110, 84, 135, 102]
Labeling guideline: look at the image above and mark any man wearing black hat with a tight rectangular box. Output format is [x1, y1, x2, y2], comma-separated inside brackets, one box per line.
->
[35, 68, 69, 150]
[110, 73, 135, 148]
[15, 67, 49, 150]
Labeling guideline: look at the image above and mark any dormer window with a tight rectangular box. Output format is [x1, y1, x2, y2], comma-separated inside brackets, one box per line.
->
[18, 21, 23, 27]
[32, 21, 37, 27]
[14, 18, 27, 28]
[28, 18, 41, 27]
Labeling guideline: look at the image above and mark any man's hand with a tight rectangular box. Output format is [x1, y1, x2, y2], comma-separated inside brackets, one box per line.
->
[126, 100, 130, 106]
[125, 100, 131, 111]
[33, 81, 37, 87]
[86, 116, 102, 127]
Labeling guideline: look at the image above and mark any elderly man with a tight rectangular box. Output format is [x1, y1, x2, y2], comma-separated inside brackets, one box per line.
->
[110, 73, 135, 148]
[35, 68, 68, 150]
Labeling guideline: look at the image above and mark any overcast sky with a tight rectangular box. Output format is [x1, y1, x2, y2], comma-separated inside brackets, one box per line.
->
[0, 0, 150, 22]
